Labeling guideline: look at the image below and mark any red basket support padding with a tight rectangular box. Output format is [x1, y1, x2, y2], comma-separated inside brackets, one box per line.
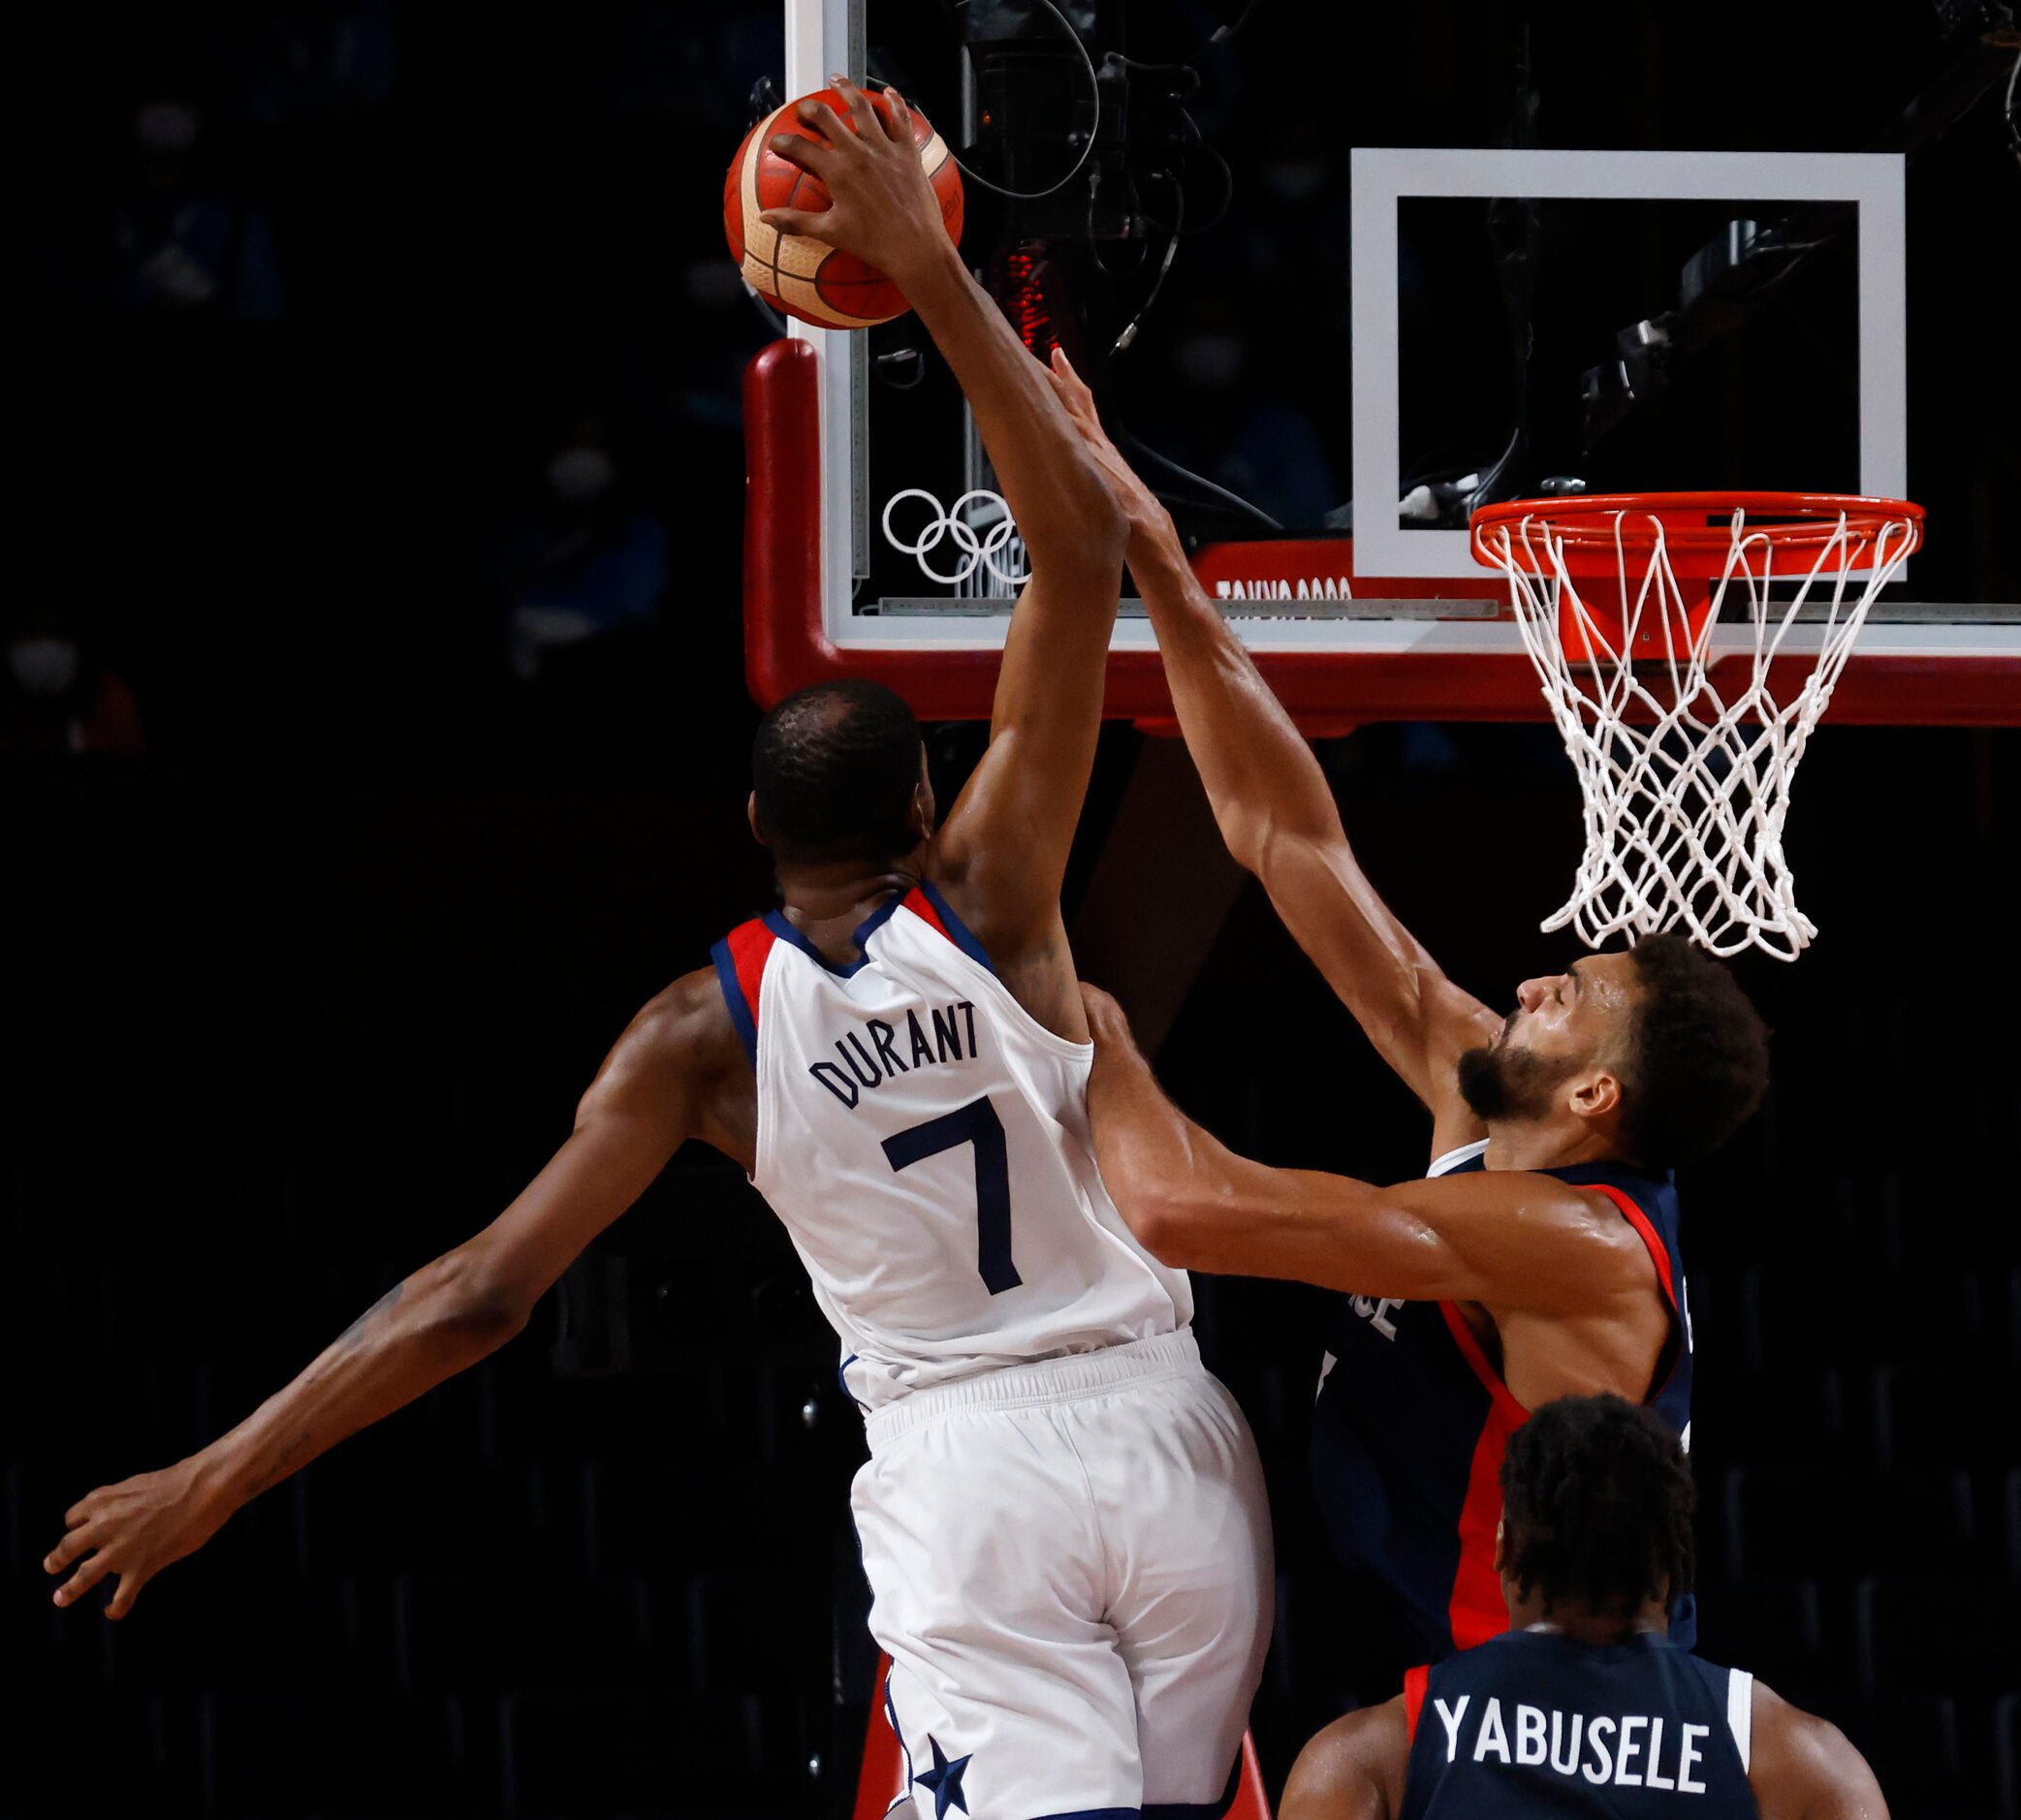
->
[743, 337, 2020, 727]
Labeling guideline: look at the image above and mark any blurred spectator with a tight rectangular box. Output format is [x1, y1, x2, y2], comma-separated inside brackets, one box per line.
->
[487, 418, 671, 683]
[602, 8, 781, 137]
[97, 96, 284, 321]
[1, 606, 144, 755]
[231, 0, 401, 131]
[1128, 295, 1340, 530]
[1219, 399, 1339, 529]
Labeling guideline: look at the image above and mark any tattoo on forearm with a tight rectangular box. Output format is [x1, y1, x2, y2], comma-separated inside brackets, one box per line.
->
[334, 1282, 406, 1352]
[262, 1428, 317, 1491]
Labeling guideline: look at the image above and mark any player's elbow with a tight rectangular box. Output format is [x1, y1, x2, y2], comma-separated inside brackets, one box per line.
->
[1235, 809, 1314, 893]
[1224, 810, 1273, 882]
[431, 1251, 537, 1351]
[1032, 460, 1128, 571]
[1109, 1167, 1218, 1271]
[1066, 459, 1130, 561]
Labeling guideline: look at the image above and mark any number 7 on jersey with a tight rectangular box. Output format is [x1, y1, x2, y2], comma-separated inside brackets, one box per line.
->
[883, 1097, 1022, 1295]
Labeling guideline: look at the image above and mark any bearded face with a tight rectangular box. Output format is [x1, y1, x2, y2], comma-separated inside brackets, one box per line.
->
[1457, 1034, 1584, 1124]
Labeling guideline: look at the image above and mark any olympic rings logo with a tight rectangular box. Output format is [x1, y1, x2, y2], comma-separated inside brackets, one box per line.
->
[881, 487, 1030, 589]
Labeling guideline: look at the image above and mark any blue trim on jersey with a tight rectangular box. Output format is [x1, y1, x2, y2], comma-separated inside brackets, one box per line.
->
[917, 878, 996, 975]
[710, 936, 758, 1067]
[760, 894, 909, 979]
[837, 1353, 870, 1412]
[884, 1679, 916, 1793]
[750, 887, 992, 979]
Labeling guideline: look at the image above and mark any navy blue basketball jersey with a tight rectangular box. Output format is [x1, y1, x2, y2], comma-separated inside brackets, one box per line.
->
[1310, 1141, 1695, 1659]
[1400, 1630, 1754, 1817]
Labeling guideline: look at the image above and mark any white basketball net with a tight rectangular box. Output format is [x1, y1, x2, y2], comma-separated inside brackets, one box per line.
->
[1476, 502, 1919, 960]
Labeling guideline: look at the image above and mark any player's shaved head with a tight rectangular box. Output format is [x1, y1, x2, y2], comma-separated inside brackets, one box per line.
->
[751, 679, 930, 864]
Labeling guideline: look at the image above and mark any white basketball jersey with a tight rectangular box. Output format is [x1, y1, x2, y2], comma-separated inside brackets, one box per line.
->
[712, 882, 1192, 1411]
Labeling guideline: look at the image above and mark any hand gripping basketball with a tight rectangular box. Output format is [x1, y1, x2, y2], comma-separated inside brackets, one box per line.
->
[724, 77, 964, 329]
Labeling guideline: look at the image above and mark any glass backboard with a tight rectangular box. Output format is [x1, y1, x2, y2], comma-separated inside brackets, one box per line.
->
[745, 0, 2021, 724]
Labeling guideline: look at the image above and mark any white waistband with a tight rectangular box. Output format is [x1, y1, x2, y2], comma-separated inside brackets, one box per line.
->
[864, 1327, 1201, 1449]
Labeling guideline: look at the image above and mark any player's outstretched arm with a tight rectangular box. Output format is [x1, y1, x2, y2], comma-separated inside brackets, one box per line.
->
[1042, 356, 1499, 1120]
[1279, 1701, 1408, 1820]
[1081, 986, 1648, 1309]
[1749, 1683, 1890, 1820]
[44, 973, 740, 1619]
[762, 82, 1126, 1026]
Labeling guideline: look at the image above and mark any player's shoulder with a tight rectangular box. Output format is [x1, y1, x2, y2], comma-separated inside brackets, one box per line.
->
[1509, 1167, 1669, 1287]
[1281, 1696, 1409, 1820]
[616, 965, 744, 1076]
[1424, 1160, 1652, 1252]
[1749, 1679, 1890, 1818]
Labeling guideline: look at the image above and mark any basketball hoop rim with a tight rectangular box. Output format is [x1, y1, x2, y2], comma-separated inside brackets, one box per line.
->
[1469, 490, 1925, 576]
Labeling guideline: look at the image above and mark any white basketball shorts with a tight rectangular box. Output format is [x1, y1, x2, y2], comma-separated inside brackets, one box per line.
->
[852, 1328, 1274, 1820]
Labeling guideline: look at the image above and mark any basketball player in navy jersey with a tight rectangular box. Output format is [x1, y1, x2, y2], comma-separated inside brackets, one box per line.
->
[1045, 358, 1770, 1682]
[45, 80, 1272, 1819]
[1279, 1396, 1885, 1818]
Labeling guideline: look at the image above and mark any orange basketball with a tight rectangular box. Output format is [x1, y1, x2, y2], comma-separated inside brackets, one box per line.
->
[724, 87, 964, 329]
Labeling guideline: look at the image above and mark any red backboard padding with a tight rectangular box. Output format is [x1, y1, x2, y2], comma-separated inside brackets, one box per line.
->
[743, 337, 2019, 727]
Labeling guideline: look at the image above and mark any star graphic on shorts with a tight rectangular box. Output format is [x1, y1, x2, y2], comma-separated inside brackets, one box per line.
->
[914, 1735, 971, 1817]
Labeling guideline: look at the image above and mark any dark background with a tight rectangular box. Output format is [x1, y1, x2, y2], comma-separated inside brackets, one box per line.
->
[5, 3, 2018, 1817]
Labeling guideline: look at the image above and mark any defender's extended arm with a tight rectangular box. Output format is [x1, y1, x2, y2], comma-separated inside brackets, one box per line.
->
[1081, 988, 1647, 1311]
[1043, 357, 1500, 1120]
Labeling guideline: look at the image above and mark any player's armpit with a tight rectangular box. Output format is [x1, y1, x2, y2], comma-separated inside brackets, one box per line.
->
[1280, 1700, 1408, 1820]
[1748, 1682, 1890, 1820]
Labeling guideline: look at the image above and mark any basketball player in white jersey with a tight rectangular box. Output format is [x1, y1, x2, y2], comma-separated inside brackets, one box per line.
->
[44, 79, 1272, 1820]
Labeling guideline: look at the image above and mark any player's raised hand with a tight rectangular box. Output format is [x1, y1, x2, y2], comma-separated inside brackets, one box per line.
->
[1039, 350, 1172, 547]
[44, 1459, 230, 1619]
[759, 78, 953, 292]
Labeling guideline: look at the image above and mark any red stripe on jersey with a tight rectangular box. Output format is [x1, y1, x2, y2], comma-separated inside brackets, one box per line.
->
[1403, 1665, 1430, 1742]
[1438, 1302, 1528, 1651]
[901, 886, 953, 944]
[1434, 1182, 1682, 1649]
[725, 919, 776, 1032]
[1438, 1300, 1529, 1429]
[1587, 1182, 1678, 1310]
